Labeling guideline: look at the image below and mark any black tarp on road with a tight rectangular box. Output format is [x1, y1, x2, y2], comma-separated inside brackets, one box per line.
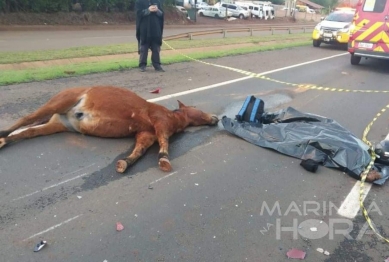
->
[222, 106, 389, 185]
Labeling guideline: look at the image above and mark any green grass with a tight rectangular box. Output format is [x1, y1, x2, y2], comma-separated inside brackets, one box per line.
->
[0, 34, 311, 85]
[0, 33, 311, 64]
[0, 40, 311, 85]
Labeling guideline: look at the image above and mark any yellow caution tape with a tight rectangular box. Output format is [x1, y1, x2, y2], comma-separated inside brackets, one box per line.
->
[360, 105, 389, 243]
[163, 40, 389, 242]
[163, 40, 389, 94]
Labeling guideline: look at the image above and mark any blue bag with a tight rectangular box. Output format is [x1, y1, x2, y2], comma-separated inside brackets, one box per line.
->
[235, 95, 264, 123]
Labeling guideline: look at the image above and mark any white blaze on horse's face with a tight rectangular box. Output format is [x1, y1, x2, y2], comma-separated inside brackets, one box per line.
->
[177, 100, 219, 126]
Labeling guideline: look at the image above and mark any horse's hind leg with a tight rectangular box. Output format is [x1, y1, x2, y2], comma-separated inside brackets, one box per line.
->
[0, 88, 86, 139]
[116, 131, 156, 173]
[0, 114, 69, 149]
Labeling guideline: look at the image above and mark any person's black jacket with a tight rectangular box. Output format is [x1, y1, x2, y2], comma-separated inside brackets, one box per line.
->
[135, 0, 164, 47]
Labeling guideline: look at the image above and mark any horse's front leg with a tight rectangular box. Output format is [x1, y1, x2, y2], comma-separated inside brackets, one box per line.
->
[156, 131, 172, 172]
[116, 131, 156, 173]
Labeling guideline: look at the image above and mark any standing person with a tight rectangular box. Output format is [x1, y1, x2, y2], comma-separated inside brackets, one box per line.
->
[135, 0, 165, 72]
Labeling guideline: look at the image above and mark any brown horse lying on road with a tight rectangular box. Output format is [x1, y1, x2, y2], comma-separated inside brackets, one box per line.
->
[0, 86, 219, 173]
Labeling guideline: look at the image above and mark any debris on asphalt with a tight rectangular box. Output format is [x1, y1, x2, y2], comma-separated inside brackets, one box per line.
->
[317, 248, 330, 256]
[150, 88, 161, 94]
[116, 222, 124, 231]
[227, 17, 237, 21]
[286, 248, 306, 259]
[33, 240, 47, 252]
[77, 196, 82, 199]
[148, 185, 153, 189]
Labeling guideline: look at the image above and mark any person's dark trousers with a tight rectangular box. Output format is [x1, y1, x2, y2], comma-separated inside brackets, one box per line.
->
[139, 41, 161, 69]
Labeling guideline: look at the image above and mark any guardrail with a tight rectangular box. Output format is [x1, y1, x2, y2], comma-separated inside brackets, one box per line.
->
[164, 25, 315, 41]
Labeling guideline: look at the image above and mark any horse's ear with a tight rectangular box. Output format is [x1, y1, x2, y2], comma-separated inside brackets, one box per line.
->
[177, 100, 186, 109]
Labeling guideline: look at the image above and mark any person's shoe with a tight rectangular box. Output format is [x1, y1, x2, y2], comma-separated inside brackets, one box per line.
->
[140, 66, 146, 72]
[155, 66, 165, 72]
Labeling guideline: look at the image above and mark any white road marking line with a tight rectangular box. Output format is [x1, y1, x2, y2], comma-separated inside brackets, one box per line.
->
[338, 133, 389, 218]
[62, 163, 96, 177]
[150, 171, 178, 185]
[148, 77, 252, 102]
[23, 214, 82, 241]
[6, 164, 94, 202]
[12, 173, 88, 202]
[337, 181, 372, 219]
[148, 53, 348, 102]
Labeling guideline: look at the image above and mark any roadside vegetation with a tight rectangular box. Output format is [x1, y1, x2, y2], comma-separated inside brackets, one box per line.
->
[0, 33, 311, 86]
[0, 0, 338, 13]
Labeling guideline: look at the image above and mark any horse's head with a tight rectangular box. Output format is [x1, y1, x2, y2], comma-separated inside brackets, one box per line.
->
[177, 100, 219, 126]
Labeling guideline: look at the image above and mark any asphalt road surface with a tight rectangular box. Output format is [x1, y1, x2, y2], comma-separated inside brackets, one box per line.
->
[0, 26, 211, 51]
[1, 44, 389, 261]
[0, 23, 311, 52]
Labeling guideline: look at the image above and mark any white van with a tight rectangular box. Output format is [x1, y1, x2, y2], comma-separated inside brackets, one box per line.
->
[220, 3, 250, 19]
[253, 1, 275, 19]
[198, 6, 232, 18]
[236, 2, 264, 18]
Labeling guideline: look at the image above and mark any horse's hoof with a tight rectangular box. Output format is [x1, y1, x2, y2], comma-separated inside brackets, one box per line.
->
[0, 130, 11, 138]
[210, 115, 219, 125]
[0, 138, 5, 149]
[116, 159, 128, 174]
[159, 157, 172, 172]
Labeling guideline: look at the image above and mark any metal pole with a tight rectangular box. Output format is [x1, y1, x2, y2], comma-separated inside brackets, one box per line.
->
[194, 0, 197, 22]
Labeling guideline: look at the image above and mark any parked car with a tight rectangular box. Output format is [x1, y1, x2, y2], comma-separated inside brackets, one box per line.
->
[198, 6, 232, 18]
[220, 3, 250, 19]
[196, 2, 209, 10]
[312, 9, 355, 48]
[175, 5, 188, 15]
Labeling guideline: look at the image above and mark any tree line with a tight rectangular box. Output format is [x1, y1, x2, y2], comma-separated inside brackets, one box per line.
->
[0, 0, 338, 13]
[0, 0, 176, 13]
